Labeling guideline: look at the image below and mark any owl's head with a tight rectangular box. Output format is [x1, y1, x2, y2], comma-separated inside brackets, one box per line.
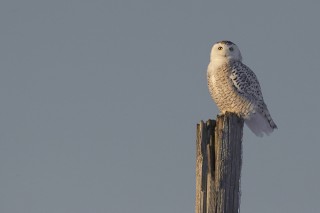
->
[210, 41, 242, 62]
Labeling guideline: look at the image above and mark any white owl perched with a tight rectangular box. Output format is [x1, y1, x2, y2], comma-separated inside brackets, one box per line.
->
[207, 41, 277, 137]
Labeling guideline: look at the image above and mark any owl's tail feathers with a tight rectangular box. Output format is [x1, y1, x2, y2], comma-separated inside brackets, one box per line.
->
[245, 111, 277, 137]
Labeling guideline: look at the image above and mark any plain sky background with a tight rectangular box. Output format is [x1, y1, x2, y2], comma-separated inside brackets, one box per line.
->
[1, 0, 319, 213]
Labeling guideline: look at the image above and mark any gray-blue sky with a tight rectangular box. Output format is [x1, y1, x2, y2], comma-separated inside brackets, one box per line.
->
[0, 1, 319, 212]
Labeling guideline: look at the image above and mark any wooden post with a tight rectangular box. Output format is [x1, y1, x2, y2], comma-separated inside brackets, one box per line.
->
[195, 112, 244, 213]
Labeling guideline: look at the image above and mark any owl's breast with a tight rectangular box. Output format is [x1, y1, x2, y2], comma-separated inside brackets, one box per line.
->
[207, 62, 254, 117]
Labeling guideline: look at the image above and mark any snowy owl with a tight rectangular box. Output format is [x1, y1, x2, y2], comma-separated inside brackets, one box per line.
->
[207, 40, 277, 136]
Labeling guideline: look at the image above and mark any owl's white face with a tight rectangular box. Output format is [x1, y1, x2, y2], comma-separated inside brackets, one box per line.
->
[210, 41, 242, 62]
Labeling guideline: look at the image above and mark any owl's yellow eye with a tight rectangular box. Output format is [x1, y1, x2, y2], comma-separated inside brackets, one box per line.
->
[218, 47, 223, 50]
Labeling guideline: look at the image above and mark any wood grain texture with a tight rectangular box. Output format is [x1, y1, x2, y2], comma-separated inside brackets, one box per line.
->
[195, 112, 244, 213]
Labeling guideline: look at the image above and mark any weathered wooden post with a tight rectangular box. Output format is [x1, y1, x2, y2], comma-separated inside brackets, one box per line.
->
[195, 112, 244, 213]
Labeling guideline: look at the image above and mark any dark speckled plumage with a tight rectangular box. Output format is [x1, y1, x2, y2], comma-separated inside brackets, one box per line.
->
[218, 40, 235, 45]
